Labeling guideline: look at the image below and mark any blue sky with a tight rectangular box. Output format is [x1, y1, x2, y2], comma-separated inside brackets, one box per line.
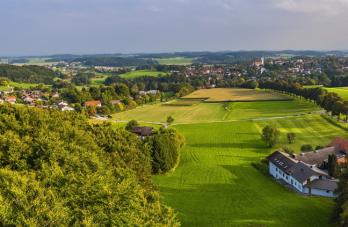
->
[1, 0, 348, 56]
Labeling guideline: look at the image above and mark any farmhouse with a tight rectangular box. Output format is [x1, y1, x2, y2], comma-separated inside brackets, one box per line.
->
[132, 126, 154, 139]
[267, 148, 340, 197]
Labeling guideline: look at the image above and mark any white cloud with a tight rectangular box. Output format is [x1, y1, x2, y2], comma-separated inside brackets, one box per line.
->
[222, 3, 230, 9]
[274, 0, 348, 14]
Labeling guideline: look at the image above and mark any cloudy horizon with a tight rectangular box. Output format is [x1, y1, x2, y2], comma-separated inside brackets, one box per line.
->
[1, 0, 348, 56]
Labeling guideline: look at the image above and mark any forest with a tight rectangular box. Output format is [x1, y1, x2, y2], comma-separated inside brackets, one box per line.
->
[0, 65, 55, 84]
[0, 104, 183, 226]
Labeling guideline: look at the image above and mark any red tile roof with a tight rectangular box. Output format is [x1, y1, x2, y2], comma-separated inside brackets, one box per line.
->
[329, 137, 348, 154]
[85, 101, 101, 106]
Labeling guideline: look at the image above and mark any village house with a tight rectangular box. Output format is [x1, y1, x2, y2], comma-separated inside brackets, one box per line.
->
[84, 100, 102, 107]
[53, 100, 74, 111]
[132, 126, 154, 139]
[50, 92, 60, 98]
[110, 100, 123, 105]
[1, 89, 13, 94]
[0, 99, 3, 104]
[266, 141, 345, 197]
[5, 96, 16, 104]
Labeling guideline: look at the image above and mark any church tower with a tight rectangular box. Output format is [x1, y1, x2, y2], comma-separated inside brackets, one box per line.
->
[261, 56, 264, 65]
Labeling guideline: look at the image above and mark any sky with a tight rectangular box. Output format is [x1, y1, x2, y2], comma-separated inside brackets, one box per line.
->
[1, 0, 348, 56]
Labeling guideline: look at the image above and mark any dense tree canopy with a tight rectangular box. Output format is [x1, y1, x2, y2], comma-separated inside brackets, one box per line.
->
[0, 104, 180, 226]
[0, 65, 55, 84]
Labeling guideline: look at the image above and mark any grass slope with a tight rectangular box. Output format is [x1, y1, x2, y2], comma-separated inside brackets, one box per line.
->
[119, 69, 167, 79]
[153, 114, 341, 226]
[112, 100, 321, 123]
[184, 88, 293, 102]
[156, 57, 195, 65]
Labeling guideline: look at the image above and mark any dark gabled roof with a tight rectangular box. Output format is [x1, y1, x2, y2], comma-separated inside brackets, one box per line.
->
[303, 179, 338, 191]
[329, 137, 348, 153]
[266, 151, 297, 173]
[132, 126, 154, 136]
[286, 162, 316, 183]
[296, 146, 341, 165]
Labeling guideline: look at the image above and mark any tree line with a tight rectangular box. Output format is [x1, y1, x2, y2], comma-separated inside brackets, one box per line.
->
[259, 80, 348, 121]
[0, 103, 183, 226]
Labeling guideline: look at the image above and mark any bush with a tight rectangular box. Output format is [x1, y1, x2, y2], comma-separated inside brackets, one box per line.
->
[300, 144, 313, 152]
[150, 128, 185, 174]
[283, 146, 295, 154]
[315, 145, 325, 150]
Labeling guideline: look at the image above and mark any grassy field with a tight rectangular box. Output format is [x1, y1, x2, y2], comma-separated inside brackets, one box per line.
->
[112, 99, 321, 123]
[118, 69, 167, 79]
[21, 58, 59, 65]
[183, 88, 293, 102]
[91, 78, 106, 85]
[164, 91, 175, 100]
[153, 114, 342, 226]
[156, 57, 195, 65]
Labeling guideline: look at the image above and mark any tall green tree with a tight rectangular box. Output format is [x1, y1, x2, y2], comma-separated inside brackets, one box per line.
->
[125, 119, 139, 132]
[287, 133, 296, 144]
[261, 124, 280, 147]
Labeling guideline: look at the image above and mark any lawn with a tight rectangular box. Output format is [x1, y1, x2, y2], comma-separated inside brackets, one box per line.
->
[156, 57, 195, 65]
[91, 78, 106, 85]
[153, 114, 341, 226]
[183, 88, 293, 102]
[118, 69, 167, 79]
[304, 85, 348, 101]
[164, 91, 175, 100]
[112, 99, 321, 123]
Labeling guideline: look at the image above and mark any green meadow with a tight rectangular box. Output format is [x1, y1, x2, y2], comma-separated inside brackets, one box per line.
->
[112, 99, 321, 123]
[118, 69, 167, 79]
[153, 114, 341, 226]
[156, 57, 195, 65]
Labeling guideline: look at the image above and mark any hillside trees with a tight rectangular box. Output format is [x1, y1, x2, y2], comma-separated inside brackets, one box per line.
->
[0, 65, 55, 84]
[0, 104, 180, 226]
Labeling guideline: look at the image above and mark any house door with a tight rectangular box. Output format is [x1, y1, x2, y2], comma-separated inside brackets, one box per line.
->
[309, 188, 311, 194]
[291, 179, 293, 185]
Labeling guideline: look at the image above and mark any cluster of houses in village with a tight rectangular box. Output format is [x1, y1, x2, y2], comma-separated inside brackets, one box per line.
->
[267, 137, 348, 197]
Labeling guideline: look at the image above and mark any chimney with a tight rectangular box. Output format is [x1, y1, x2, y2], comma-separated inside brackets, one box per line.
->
[292, 154, 297, 160]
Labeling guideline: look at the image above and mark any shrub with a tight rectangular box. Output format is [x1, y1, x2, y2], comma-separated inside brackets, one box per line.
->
[300, 144, 313, 152]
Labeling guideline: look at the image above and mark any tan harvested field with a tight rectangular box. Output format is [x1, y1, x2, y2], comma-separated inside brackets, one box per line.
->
[183, 88, 292, 102]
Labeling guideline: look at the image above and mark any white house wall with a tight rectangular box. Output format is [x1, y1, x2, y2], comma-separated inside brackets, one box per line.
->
[303, 188, 335, 197]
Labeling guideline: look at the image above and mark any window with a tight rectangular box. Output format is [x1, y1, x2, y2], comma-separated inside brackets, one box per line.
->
[276, 168, 278, 172]
[295, 182, 297, 186]
[283, 173, 284, 177]
[319, 176, 322, 180]
[286, 176, 288, 180]
[327, 190, 330, 193]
